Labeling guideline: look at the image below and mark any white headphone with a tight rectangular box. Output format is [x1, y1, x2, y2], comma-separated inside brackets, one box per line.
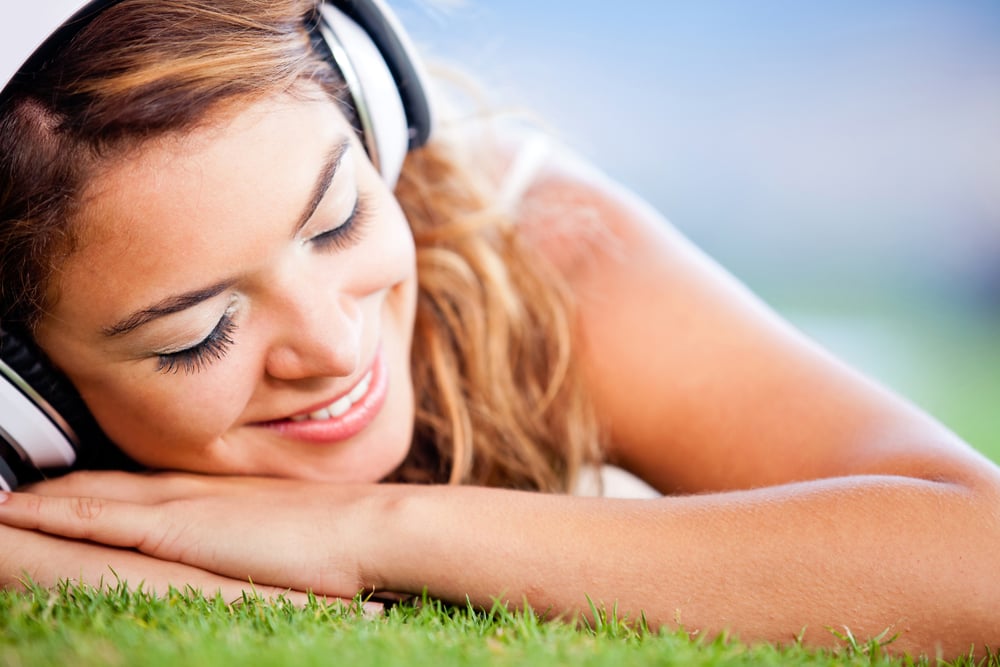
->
[0, 0, 434, 490]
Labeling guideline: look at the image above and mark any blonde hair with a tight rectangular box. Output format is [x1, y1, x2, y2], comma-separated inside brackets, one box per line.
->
[0, 0, 602, 492]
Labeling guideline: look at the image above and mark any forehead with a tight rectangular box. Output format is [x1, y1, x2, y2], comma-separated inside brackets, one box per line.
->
[49, 93, 354, 322]
[79, 94, 347, 237]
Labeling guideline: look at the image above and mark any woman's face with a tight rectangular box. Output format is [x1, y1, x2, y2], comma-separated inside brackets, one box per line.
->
[34, 93, 418, 483]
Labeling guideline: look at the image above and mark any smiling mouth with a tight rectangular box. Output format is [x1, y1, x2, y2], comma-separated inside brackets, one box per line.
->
[290, 369, 373, 422]
[261, 349, 388, 444]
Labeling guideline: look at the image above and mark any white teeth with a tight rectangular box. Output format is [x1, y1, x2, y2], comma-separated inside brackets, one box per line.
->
[309, 407, 332, 420]
[290, 369, 373, 422]
[349, 370, 372, 402]
[328, 396, 352, 418]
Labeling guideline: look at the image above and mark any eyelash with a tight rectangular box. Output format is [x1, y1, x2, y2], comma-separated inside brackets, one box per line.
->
[309, 193, 372, 251]
[156, 312, 237, 375]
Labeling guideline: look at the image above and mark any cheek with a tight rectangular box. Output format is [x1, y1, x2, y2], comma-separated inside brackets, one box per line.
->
[382, 210, 418, 340]
[363, 170, 417, 281]
[76, 359, 256, 467]
[363, 200, 416, 289]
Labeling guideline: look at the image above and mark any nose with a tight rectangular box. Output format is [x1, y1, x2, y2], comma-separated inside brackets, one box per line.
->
[264, 286, 364, 381]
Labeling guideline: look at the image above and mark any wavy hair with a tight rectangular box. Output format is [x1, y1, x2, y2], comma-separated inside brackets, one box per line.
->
[0, 0, 602, 492]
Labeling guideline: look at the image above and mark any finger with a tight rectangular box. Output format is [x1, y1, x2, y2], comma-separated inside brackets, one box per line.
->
[0, 491, 168, 553]
[28, 471, 317, 504]
[27, 471, 228, 503]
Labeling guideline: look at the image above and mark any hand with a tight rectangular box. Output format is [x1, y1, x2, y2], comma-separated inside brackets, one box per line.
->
[0, 520, 318, 605]
[0, 471, 384, 600]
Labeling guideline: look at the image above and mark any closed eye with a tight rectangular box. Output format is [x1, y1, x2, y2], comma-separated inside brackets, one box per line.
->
[156, 310, 237, 375]
[310, 193, 372, 252]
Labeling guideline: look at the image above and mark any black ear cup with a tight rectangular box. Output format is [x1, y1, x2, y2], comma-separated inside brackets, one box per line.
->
[0, 326, 135, 489]
[0, 436, 37, 490]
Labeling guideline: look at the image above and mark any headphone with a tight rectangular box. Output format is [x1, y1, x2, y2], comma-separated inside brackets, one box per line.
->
[0, 0, 433, 491]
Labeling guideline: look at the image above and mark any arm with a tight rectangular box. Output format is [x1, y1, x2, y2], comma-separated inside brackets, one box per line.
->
[512, 133, 994, 494]
[373, 472, 1000, 655]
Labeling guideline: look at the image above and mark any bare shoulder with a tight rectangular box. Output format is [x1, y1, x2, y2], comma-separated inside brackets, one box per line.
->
[504, 132, 988, 496]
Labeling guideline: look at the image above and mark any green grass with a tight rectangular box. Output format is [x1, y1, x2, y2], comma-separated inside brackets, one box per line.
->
[0, 582, 996, 667]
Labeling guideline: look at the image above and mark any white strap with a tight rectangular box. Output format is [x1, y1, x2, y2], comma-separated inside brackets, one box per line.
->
[497, 131, 552, 213]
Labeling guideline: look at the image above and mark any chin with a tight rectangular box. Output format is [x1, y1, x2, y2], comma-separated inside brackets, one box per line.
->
[275, 417, 414, 484]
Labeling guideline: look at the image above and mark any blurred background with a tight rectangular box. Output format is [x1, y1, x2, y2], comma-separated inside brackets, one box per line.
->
[394, 0, 1000, 462]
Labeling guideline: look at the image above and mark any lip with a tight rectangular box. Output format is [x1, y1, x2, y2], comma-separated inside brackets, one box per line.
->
[258, 349, 388, 444]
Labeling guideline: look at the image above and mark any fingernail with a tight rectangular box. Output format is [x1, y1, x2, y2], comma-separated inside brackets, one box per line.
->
[0, 491, 9, 503]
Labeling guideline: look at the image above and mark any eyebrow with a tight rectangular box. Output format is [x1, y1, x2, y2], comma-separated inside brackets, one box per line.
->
[102, 281, 236, 337]
[295, 138, 351, 234]
[102, 138, 352, 338]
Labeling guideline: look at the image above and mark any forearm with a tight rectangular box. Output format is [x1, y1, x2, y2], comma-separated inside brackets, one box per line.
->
[369, 475, 1000, 654]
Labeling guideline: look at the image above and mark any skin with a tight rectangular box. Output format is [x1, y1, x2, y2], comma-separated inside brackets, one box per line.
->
[1, 92, 999, 656]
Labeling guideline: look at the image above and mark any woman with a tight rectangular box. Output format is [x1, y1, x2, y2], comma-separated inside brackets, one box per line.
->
[0, 0, 997, 657]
